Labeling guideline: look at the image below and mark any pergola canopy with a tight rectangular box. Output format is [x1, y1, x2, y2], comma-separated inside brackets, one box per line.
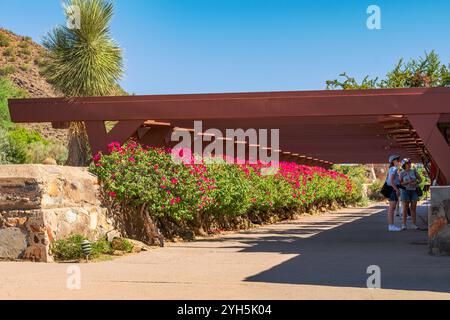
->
[8, 87, 450, 184]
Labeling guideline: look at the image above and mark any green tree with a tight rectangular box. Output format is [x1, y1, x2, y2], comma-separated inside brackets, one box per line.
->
[42, 0, 124, 166]
[326, 73, 379, 90]
[327, 51, 449, 90]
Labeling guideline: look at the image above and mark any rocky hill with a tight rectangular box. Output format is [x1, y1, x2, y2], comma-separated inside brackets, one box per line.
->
[0, 28, 67, 143]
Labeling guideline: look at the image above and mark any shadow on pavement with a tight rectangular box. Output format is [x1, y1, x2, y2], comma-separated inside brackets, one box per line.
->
[225, 205, 450, 293]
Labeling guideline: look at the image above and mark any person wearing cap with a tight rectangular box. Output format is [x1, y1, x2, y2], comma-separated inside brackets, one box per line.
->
[399, 158, 421, 230]
[386, 155, 402, 231]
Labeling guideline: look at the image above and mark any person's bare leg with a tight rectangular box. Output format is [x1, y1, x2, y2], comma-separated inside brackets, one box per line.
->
[388, 201, 397, 225]
[402, 201, 409, 225]
[410, 201, 417, 225]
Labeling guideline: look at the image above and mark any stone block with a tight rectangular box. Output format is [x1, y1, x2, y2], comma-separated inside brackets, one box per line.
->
[0, 228, 27, 259]
[0, 178, 41, 210]
[429, 186, 450, 255]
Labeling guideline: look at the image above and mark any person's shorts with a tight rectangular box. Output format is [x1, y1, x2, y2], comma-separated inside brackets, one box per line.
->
[389, 188, 398, 202]
[401, 189, 419, 202]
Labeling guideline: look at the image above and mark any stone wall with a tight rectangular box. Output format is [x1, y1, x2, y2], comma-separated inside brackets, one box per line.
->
[0, 165, 115, 262]
[429, 186, 450, 255]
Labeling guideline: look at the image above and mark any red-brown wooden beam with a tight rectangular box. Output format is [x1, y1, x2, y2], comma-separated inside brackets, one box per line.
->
[8, 88, 450, 122]
[407, 114, 450, 184]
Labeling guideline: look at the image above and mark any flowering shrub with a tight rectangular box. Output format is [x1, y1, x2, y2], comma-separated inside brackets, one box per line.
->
[90, 142, 354, 228]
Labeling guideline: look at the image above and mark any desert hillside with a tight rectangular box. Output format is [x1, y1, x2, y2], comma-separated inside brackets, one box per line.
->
[0, 28, 67, 143]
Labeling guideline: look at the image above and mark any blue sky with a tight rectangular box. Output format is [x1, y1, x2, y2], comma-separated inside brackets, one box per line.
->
[1, 0, 449, 95]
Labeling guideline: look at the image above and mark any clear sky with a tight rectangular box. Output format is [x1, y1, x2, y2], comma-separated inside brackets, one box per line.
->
[1, 0, 449, 95]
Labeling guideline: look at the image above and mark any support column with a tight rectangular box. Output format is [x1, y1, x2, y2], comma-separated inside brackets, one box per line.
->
[407, 115, 450, 185]
[85, 120, 144, 155]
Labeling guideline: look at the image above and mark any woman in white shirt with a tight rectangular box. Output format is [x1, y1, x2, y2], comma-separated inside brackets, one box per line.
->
[399, 158, 422, 230]
[386, 155, 402, 232]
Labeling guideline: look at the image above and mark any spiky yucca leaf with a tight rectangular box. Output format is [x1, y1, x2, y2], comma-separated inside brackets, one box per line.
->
[42, 0, 123, 97]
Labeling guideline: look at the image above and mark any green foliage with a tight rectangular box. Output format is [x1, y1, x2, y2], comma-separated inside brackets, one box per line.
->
[327, 51, 449, 89]
[19, 64, 30, 72]
[50, 234, 115, 261]
[50, 234, 85, 261]
[90, 142, 355, 224]
[0, 120, 67, 165]
[415, 165, 431, 199]
[19, 48, 32, 57]
[0, 126, 11, 164]
[5, 125, 46, 164]
[111, 238, 133, 253]
[18, 41, 29, 49]
[0, 33, 10, 47]
[34, 57, 49, 68]
[368, 179, 384, 201]
[91, 237, 115, 255]
[0, 66, 16, 76]
[332, 164, 368, 205]
[3, 47, 15, 57]
[26, 141, 68, 165]
[326, 73, 379, 90]
[0, 77, 27, 121]
[42, 0, 124, 97]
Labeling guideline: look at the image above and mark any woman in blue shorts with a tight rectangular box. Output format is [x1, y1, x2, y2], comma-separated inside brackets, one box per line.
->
[399, 158, 421, 230]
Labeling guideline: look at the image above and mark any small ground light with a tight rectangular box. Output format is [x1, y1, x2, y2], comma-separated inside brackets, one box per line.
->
[81, 240, 91, 262]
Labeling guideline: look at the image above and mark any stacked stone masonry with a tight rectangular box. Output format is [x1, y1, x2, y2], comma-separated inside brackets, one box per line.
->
[0, 165, 114, 262]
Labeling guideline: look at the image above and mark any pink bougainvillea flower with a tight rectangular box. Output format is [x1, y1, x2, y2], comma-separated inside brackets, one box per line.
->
[93, 153, 101, 163]
[107, 141, 122, 153]
[171, 178, 178, 185]
[108, 191, 117, 198]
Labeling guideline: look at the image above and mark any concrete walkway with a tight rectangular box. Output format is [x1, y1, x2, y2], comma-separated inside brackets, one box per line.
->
[1, 204, 450, 300]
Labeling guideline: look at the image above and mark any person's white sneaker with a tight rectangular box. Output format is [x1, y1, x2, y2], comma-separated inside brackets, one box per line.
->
[401, 224, 407, 231]
[410, 224, 419, 230]
[388, 225, 402, 232]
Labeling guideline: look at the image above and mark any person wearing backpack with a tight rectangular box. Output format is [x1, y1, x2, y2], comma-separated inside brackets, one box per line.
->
[385, 155, 402, 232]
[399, 158, 422, 230]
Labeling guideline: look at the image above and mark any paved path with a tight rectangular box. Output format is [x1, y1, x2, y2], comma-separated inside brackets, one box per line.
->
[1, 204, 450, 300]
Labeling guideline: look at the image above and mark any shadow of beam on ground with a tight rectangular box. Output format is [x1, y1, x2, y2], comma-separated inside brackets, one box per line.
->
[237, 205, 450, 293]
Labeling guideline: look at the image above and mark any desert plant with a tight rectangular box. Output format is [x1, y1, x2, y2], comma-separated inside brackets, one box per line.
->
[3, 47, 15, 57]
[0, 127, 11, 164]
[49, 234, 86, 261]
[4, 125, 47, 164]
[0, 66, 16, 76]
[0, 33, 10, 47]
[42, 0, 124, 166]
[26, 141, 68, 165]
[50, 234, 123, 261]
[19, 48, 32, 56]
[19, 64, 30, 72]
[0, 77, 27, 121]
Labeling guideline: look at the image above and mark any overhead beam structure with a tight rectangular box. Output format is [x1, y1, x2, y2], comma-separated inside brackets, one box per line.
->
[8, 87, 450, 183]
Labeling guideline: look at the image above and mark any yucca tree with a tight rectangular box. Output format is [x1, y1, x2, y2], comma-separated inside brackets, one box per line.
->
[42, 0, 124, 166]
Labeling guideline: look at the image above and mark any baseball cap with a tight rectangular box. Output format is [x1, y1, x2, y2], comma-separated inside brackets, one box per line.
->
[388, 155, 400, 164]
